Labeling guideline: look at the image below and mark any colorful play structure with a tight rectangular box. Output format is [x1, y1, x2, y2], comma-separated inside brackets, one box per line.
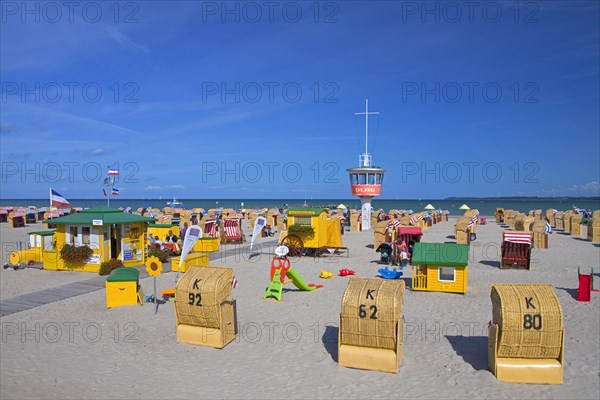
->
[378, 266, 403, 279]
[411, 243, 469, 294]
[3, 229, 55, 269]
[577, 267, 599, 302]
[263, 246, 323, 301]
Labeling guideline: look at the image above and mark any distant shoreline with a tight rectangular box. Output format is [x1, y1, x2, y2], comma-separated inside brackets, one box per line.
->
[1, 196, 598, 201]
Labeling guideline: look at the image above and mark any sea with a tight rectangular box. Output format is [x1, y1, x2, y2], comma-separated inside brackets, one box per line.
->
[1, 198, 599, 216]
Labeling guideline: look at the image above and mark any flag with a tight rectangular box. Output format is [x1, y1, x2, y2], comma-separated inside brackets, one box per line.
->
[108, 168, 119, 176]
[112, 188, 119, 195]
[232, 276, 238, 289]
[176, 225, 203, 282]
[250, 216, 266, 250]
[50, 189, 70, 208]
[103, 189, 107, 198]
[545, 222, 552, 233]
[103, 177, 112, 185]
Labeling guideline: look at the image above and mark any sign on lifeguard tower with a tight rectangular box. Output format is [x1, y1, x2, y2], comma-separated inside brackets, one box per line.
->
[347, 99, 385, 231]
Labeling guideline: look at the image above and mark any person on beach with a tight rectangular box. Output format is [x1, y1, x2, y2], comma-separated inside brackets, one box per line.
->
[180, 222, 188, 242]
[165, 230, 178, 243]
[152, 235, 166, 251]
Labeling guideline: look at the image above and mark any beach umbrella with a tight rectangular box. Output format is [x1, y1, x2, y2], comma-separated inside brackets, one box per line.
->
[424, 204, 435, 210]
[459, 204, 470, 210]
[337, 204, 347, 209]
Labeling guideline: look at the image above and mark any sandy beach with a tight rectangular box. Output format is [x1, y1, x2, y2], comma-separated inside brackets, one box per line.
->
[1, 217, 599, 399]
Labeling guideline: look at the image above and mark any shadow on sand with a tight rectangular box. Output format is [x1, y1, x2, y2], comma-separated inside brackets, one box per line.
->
[556, 286, 579, 301]
[445, 335, 488, 371]
[323, 325, 339, 362]
[480, 260, 500, 269]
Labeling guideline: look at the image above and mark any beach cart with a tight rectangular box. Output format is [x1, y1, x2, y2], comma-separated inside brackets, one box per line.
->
[279, 208, 346, 257]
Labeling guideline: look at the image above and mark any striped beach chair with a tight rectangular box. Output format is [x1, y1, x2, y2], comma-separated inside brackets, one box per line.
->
[203, 219, 218, 238]
[221, 217, 244, 244]
[501, 231, 532, 270]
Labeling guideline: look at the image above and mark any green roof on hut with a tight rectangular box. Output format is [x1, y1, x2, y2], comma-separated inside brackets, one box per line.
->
[286, 208, 328, 216]
[42, 206, 155, 226]
[411, 243, 469, 266]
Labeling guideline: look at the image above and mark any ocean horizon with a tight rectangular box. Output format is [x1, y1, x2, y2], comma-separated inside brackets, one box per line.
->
[2, 198, 599, 217]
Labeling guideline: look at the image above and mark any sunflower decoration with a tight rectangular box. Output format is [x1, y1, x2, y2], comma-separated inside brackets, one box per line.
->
[145, 256, 163, 277]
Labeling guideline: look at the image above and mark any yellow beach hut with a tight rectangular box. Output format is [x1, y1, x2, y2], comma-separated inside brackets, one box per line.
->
[411, 242, 469, 294]
[279, 208, 344, 256]
[42, 206, 155, 273]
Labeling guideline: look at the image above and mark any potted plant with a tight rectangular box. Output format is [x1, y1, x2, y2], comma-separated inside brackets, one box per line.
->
[287, 224, 315, 236]
[60, 244, 93, 264]
[99, 259, 124, 276]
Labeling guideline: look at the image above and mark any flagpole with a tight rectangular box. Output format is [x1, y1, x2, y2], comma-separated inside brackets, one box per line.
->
[49, 187, 52, 208]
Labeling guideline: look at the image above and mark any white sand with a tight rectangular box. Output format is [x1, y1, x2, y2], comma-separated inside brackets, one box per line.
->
[1, 217, 599, 399]
[0, 223, 95, 299]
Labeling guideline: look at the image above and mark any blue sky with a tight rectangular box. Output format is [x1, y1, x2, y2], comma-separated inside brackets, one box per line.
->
[1, 0, 599, 200]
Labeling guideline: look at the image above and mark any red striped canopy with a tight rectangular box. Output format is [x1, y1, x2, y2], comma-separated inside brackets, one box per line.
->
[204, 220, 218, 237]
[503, 231, 532, 245]
[223, 218, 241, 238]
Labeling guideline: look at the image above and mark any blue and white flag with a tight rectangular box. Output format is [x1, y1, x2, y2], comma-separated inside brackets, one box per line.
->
[545, 222, 552, 233]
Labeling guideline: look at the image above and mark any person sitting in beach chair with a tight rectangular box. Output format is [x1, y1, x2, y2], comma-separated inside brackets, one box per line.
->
[151, 235, 166, 251]
[165, 230, 178, 244]
[262, 224, 273, 237]
[163, 230, 180, 254]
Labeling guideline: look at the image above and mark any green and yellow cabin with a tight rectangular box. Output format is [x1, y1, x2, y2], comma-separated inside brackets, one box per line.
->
[411, 242, 469, 294]
[42, 206, 155, 273]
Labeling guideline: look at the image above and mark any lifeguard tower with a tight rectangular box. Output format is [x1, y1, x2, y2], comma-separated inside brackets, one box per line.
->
[347, 99, 385, 231]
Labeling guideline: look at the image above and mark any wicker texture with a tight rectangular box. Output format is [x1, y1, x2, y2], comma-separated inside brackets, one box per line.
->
[340, 278, 404, 350]
[545, 209, 556, 225]
[175, 266, 233, 329]
[491, 284, 563, 359]
[570, 215, 583, 236]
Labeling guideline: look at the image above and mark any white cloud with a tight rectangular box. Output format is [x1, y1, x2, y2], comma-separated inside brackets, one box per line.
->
[568, 181, 600, 195]
[86, 148, 106, 156]
[145, 185, 185, 191]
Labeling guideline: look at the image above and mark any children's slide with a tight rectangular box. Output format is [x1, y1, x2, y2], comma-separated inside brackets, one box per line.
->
[286, 267, 323, 291]
[264, 267, 322, 301]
